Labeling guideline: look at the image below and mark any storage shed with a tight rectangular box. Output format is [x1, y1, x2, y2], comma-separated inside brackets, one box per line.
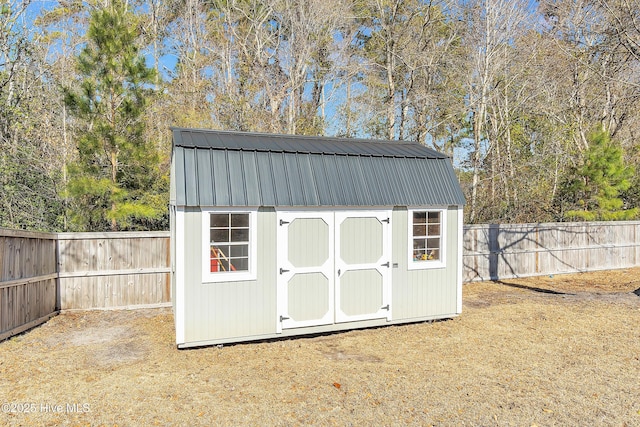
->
[170, 128, 466, 348]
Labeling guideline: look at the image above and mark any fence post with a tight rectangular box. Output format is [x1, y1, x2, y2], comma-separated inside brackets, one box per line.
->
[488, 224, 500, 281]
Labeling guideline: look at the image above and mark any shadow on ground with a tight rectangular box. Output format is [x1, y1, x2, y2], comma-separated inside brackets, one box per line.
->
[495, 280, 574, 295]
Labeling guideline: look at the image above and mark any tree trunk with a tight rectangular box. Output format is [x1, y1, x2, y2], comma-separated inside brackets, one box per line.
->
[386, 44, 396, 140]
[110, 149, 118, 231]
[470, 110, 482, 223]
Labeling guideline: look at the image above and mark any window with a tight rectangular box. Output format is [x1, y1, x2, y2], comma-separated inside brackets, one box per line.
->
[203, 210, 256, 282]
[409, 209, 445, 269]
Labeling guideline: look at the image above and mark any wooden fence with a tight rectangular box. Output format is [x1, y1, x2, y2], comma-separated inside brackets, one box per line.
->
[0, 229, 58, 342]
[57, 232, 171, 310]
[463, 221, 640, 281]
[1, 229, 170, 342]
[2, 221, 640, 341]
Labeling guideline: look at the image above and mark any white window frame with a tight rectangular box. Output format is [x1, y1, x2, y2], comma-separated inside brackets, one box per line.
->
[407, 207, 446, 270]
[202, 208, 257, 283]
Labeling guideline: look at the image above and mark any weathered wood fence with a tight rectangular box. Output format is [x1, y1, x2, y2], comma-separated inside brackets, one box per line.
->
[0, 229, 58, 342]
[57, 232, 171, 310]
[0, 230, 170, 342]
[2, 221, 640, 341]
[463, 221, 640, 281]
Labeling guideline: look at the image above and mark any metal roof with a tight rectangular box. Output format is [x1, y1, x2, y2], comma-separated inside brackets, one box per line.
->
[171, 128, 466, 208]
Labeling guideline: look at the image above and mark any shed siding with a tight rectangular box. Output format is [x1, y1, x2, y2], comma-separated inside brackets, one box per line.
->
[175, 206, 461, 346]
[391, 206, 460, 321]
[182, 208, 277, 344]
[170, 207, 176, 314]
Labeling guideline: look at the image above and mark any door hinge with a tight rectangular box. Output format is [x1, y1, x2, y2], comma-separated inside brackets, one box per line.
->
[381, 304, 390, 311]
[280, 315, 290, 322]
[279, 268, 290, 275]
[382, 218, 390, 223]
[381, 261, 390, 268]
[337, 269, 341, 276]
[279, 219, 290, 226]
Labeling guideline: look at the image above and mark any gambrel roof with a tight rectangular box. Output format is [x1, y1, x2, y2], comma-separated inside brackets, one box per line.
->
[171, 128, 466, 207]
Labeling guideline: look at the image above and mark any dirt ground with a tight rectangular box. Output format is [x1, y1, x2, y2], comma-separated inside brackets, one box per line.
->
[1, 269, 639, 426]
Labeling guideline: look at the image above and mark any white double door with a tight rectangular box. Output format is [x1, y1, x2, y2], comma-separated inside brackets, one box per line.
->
[276, 210, 391, 332]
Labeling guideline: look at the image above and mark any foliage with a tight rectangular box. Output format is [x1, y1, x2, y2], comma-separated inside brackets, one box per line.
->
[1, 0, 640, 230]
[0, 143, 65, 231]
[64, 0, 167, 231]
[559, 131, 638, 221]
[0, 0, 67, 231]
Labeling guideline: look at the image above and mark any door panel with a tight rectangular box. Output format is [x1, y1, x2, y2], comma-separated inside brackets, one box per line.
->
[287, 273, 330, 321]
[277, 210, 391, 332]
[339, 269, 383, 316]
[335, 211, 391, 323]
[339, 217, 383, 264]
[288, 218, 329, 268]
[277, 212, 334, 331]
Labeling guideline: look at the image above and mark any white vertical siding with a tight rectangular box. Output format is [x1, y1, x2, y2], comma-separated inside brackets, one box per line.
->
[182, 208, 277, 344]
[177, 206, 462, 346]
[391, 206, 461, 321]
[174, 209, 186, 344]
[457, 208, 464, 314]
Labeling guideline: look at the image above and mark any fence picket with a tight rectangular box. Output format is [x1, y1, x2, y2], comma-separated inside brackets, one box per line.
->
[462, 221, 640, 281]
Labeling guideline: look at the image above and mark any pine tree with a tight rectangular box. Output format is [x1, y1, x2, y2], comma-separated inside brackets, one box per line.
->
[64, 0, 165, 231]
[562, 131, 638, 221]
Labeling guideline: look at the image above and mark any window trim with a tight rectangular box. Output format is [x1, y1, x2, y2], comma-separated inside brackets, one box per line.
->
[407, 207, 446, 270]
[202, 208, 257, 283]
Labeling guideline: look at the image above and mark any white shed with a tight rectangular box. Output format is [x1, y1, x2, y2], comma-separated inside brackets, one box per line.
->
[170, 128, 466, 348]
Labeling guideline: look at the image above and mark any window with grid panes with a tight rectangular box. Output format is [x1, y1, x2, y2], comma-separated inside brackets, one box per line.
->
[412, 210, 442, 263]
[209, 213, 250, 272]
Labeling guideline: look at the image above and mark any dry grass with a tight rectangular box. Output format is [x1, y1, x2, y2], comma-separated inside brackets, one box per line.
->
[1, 268, 639, 426]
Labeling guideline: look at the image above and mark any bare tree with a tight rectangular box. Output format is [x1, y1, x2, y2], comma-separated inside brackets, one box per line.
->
[461, 0, 532, 222]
